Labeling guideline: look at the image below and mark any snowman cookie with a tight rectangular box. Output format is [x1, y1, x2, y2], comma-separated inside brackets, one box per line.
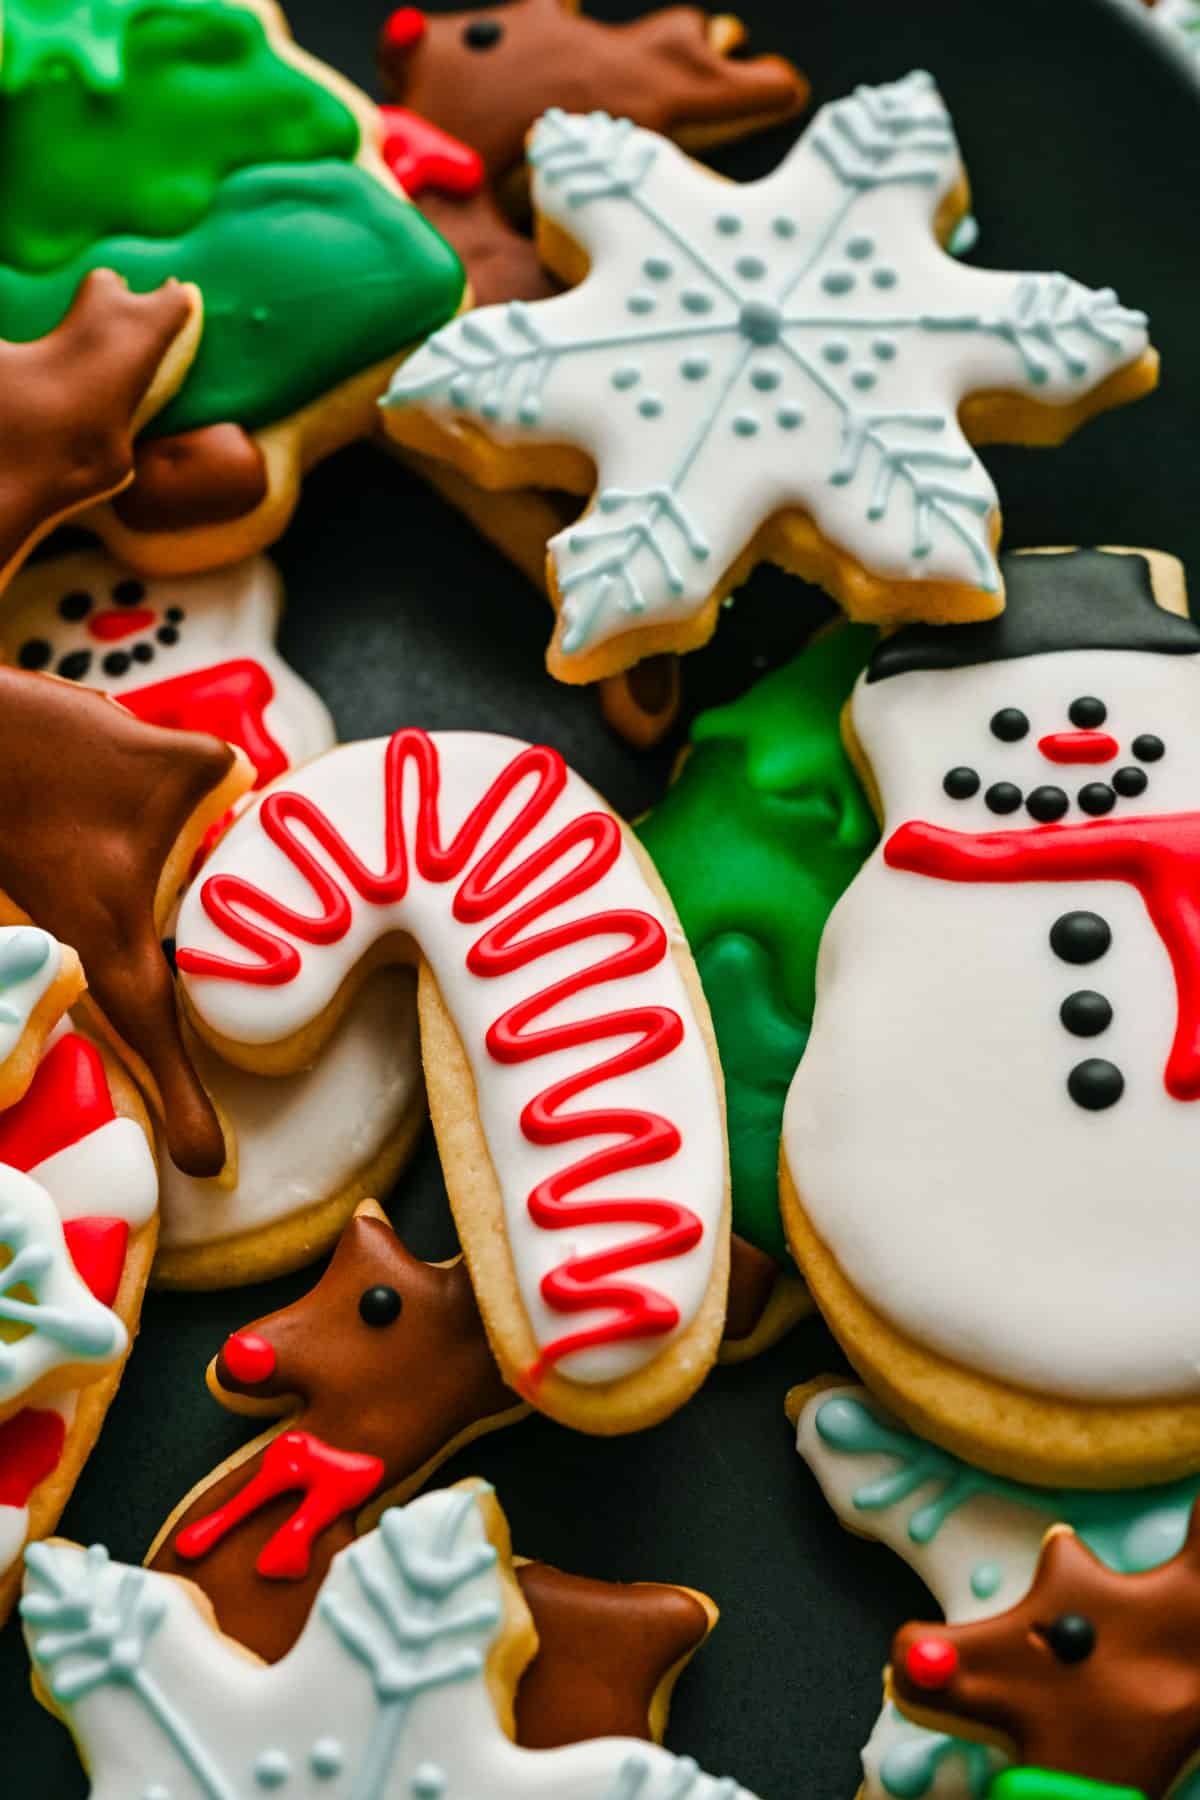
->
[782, 546, 1200, 1486]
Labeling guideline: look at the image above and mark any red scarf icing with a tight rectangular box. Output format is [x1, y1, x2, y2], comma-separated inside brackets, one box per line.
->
[177, 730, 700, 1380]
[0, 1409, 66, 1511]
[119, 660, 285, 787]
[886, 812, 1200, 1100]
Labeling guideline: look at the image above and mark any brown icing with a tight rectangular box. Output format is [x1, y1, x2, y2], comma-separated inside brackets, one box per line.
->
[416, 186, 557, 310]
[890, 1511, 1200, 1797]
[513, 1561, 710, 1749]
[0, 269, 195, 578]
[0, 669, 234, 1175]
[113, 423, 270, 531]
[724, 1233, 781, 1343]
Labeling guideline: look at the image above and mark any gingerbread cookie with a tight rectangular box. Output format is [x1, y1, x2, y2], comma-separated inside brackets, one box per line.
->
[0, 669, 253, 1178]
[790, 1377, 1200, 1800]
[781, 547, 1200, 1485]
[174, 729, 729, 1433]
[27, 1483, 756, 1797]
[0, 269, 201, 593]
[3, 0, 464, 578]
[383, 78, 1155, 688]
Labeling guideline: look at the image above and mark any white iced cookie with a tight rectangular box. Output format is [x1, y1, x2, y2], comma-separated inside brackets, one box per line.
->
[22, 1481, 757, 1799]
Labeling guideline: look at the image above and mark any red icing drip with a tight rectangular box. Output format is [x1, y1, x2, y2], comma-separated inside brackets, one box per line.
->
[173, 1430, 384, 1579]
[0, 1034, 114, 1171]
[382, 6, 426, 51]
[905, 1637, 958, 1690]
[220, 1330, 277, 1386]
[63, 1218, 130, 1308]
[380, 105, 485, 199]
[0, 1408, 66, 1509]
[1037, 731, 1119, 764]
[118, 659, 285, 788]
[886, 813, 1200, 1099]
[176, 729, 699, 1374]
[87, 607, 156, 643]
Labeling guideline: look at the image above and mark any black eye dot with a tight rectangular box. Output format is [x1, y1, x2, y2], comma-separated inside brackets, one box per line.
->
[17, 639, 51, 671]
[165, 606, 185, 624]
[156, 625, 179, 647]
[1113, 767, 1148, 798]
[990, 708, 1029, 743]
[102, 651, 131, 678]
[1026, 786, 1068, 823]
[1132, 734, 1164, 763]
[943, 767, 980, 800]
[1041, 1613, 1096, 1664]
[1078, 783, 1115, 816]
[58, 589, 92, 623]
[1069, 696, 1107, 729]
[57, 650, 92, 681]
[463, 17, 502, 46]
[112, 578, 146, 607]
[985, 782, 1023, 815]
[359, 1284, 403, 1327]
[132, 642, 155, 664]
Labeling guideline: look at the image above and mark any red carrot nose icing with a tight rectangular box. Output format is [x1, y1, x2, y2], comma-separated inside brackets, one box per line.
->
[904, 1637, 959, 1690]
[88, 607, 156, 643]
[383, 7, 426, 51]
[1038, 731, 1119, 764]
[220, 1331, 276, 1386]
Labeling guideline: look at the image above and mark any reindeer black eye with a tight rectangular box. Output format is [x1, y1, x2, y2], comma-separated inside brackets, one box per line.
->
[463, 17, 502, 47]
[1040, 1613, 1095, 1664]
[359, 1284, 403, 1326]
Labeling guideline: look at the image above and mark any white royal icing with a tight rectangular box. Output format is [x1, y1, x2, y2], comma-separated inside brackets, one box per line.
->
[21, 1485, 757, 1800]
[0, 928, 60, 1071]
[784, 644, 1200, 1402]
[176, 731, 725, 1385]
[384, 76, 1149, 660]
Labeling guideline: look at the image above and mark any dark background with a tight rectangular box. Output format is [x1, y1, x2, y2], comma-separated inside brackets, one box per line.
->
[3, 0, 1199, 1792]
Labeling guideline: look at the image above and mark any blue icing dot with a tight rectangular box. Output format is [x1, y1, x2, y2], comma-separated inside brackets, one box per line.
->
[411, 1766, 448, 1799]
[643, 256, 673, 281]
[872, 267, 899, 289]
[846, 235, 875, 260]
[822, 341, 850, 366]
[851, 368, 877, 392]
[449, 375, 471, 408]
[627, 290, 655, 315]
[715, 213, 741, 235]
[310, 1739, 344, 1780]
[611, 366, 640, 390]
[255, 1749, 290, 1789]
[517, 397, 542, 424]
[750, 365, 782, 393]
[638, 395, 664, 419]
[735, 255, 766, 281]
[776, 405, 804, 430]
[681, 356, 710, 381]
[681, 289, 713, 315]
[772, 216, 796, 238]
[970, 1561, 1003, 1601]
[732, 412, 759, 437]
[873, 337, 898, 362]
[822, 269, 854, 296]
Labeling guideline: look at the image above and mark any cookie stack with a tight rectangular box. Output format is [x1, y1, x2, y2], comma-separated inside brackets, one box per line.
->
[0, 0, 1189, 1796]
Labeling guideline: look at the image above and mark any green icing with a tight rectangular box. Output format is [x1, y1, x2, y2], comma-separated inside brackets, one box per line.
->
[991, 1774, 1145, 1800]
[1, 0, 154, 93]
[0, 161, 466, 435]
[2, 2, 360, 271]
[638, 625, 877, 1257]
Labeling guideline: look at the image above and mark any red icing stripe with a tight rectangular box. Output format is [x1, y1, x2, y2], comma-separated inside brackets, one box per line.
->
[886, 812, 1200, 1099]
[0, 1408, 66, 1508]
[63, 1218, 130, 1308]
[177, 730, 699, 1374]
[119, 659, 285, 788]
[0, 1033, 114, 1171]
[1038, 731, 1119, 764]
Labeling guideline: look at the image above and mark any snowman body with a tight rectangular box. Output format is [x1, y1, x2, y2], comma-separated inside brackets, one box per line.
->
[784, 643, 1200, 1403]
[3, 549, 334, 785]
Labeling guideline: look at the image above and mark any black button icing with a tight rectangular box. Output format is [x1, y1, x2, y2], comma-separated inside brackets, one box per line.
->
[1060, 991, 1112, 1037]
[1050, 911, 1111, 964]
[1078, 783, 1115, 816]
[17, 639, 51, 671]
[1113, 767, 1148, 797]
[1026, 786, 1068, 822]
[1068, 1058, 1124, 1110]
[156, 625, 179, 646]
[1132, 734, 1164, 762]
[990, 708, 1029, 742]
[943, 767, 980, 800]
[132, 643, 155, 664]
[985, 782, 1023, 815]
[57, 650, 92, 681]
[102, 651, 130, 678]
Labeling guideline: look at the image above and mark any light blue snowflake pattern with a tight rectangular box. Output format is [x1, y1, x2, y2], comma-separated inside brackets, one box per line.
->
[384, 75, 1150, 663]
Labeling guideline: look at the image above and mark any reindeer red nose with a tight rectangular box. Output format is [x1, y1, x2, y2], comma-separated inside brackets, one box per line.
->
[220, 1331, 276, 1386]
[1038, 731, 1119, 765]
[904, 1636, 959, 1690]
[382, 6, 426, 51]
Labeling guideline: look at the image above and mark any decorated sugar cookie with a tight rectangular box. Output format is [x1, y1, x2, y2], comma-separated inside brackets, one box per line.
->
[780, 546, 1200, 1485]
[0, 928, 85, 1113]
[383, 78, 1156, 688]
[790, 1377, 1200, 1800]
[0, 669, 253, 1178]
[2, 0, 464, 578]
[174, 728, 729, 1432]
[27, 1483, 757, 1798]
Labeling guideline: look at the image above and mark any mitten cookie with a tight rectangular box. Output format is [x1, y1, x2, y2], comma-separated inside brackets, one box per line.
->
[383, 77, 1155, 687]
[3, 0, 464, 577]
[782, 548, 1200, 1485]
[0, 669, 253, 1178]
[26, 1483, 758, 1798]
[174, 729, 729, 1432]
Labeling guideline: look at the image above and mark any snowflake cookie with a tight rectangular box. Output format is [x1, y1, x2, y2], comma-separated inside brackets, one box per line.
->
[382, 75, 1157, 684]
[23, 1482, 757, 1799]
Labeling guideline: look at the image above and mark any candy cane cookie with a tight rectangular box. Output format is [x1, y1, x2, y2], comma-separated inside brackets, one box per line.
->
[175, 729, 729, 1433]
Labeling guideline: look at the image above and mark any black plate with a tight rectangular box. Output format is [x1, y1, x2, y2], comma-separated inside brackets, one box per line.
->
[3, 0, 1198, 1792]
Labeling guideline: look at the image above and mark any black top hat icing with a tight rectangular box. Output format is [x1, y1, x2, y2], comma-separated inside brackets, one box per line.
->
[866, 549, 1200, 683]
